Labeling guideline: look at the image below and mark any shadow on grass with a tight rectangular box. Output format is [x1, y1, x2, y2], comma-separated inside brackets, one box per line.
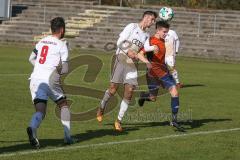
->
[74, 127, 139, 142]
[181, 84, 205, 88]
[180, 118, 232, 130]
[113, 118, 232, 131]
[0, 127, 139, 154]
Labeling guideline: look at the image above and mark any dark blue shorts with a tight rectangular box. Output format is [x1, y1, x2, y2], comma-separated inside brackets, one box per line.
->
[147, 73, 176, 96]
[160, 74, 176, 89]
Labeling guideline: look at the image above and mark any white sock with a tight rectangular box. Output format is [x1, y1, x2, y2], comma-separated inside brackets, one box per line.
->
[117, 100, 129, 121]
[172, 70, 180, 84]
[61, 107, 71, 139]
[29, 112, 43, 138]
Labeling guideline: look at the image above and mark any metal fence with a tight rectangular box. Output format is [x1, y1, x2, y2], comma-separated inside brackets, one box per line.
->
[97, 0, 240, 9]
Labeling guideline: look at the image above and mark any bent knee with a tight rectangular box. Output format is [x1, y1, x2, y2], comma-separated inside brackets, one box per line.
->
[34, 100, 47, 115]
[124, 92, 133, 101]
[169, 87, 179, 97]
[109, 85, 118, 95]
[149, 95, 157, 102]
[56, 97, 68, 108]
[124, 86, 135, 101]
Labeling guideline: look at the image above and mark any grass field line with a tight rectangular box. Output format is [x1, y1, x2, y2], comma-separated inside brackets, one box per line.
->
[0, 73, 29, 76]
[0, 127, 240, 158]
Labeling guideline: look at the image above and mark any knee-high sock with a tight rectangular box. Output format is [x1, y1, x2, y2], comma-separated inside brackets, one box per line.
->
[29, 112, 43, 138]
[171, 97, 179, 121]
[100, 89, 112, 109]
[117, 99, 129, 121]
[61, 107, 71, 138]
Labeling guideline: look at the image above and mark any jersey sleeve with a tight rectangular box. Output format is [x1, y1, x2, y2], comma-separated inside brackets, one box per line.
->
[175, 36, 180, 53]
[172, 31, 180, 53]
[171, 30, 178, 40]
[33, 48, 38, 55]
[116, 23, 135, 47]
[144, 38, 155, 52]
[165, 36, 176, 56]
[58, 42, 69, 74]
[59, 42, 69, 63]
[29, 51, 37, 66]
[29, 43, 39, 66]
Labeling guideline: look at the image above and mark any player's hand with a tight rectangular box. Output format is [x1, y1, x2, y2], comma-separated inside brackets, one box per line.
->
[133, 54, 139, 61]
[127, 49, 137, 59]
[153, 45, 159, 54]
[146, 63, 152, 69]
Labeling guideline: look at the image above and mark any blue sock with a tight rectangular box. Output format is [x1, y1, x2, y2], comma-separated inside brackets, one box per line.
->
[171, 97, 179, 114]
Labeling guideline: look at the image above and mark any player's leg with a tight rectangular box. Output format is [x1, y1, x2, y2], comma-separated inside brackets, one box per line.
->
[115, 62, 138, 131]
[49, 79, 74, 144]
[165, 55, 182, 88]
[100, 83, 119, 109]
[169, 86, 179, 121]
[55, 97, 73, 144]
[97, 82, 119, 122]
[138, 74, 159, 106]
[170, 65, 183, 88]
[27, 101, 46, 148]
[168, 86, 184, 131]
[161, 74, 184, 131]
[27, 80, 48, 148]
[97, 58, 123, 122]
[115, 83, 135, 131]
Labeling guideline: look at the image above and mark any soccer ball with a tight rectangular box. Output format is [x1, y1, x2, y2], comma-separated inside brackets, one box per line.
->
[159, 7, 174, 21]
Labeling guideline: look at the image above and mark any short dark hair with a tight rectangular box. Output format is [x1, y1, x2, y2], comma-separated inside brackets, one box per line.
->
[156, 20, 170, 29]
[50, 17, 65, 34]
[142, 11, 158, 18]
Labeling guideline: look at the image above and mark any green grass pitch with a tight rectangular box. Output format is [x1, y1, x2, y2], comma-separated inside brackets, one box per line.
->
[0, 46, 239, 160]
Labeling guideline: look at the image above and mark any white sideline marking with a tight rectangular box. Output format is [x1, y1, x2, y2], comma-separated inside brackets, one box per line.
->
[0, 128, 239, 158]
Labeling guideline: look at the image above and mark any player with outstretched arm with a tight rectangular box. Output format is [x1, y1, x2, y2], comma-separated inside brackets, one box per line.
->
[96, 11, 157, 132]
[138, 21, 184, 131]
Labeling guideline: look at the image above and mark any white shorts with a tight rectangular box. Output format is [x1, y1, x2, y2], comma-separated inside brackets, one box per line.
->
[165, 55, 175, 68]
[111, 55, 138, 86]
[30, 78, 65, 103]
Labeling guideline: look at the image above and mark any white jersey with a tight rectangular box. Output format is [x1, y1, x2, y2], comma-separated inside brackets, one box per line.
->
[111, 23, 149, 85]
[165, 29, 180, 56]
[116, 23, 150, 55]
[30, 36, 68, 80]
